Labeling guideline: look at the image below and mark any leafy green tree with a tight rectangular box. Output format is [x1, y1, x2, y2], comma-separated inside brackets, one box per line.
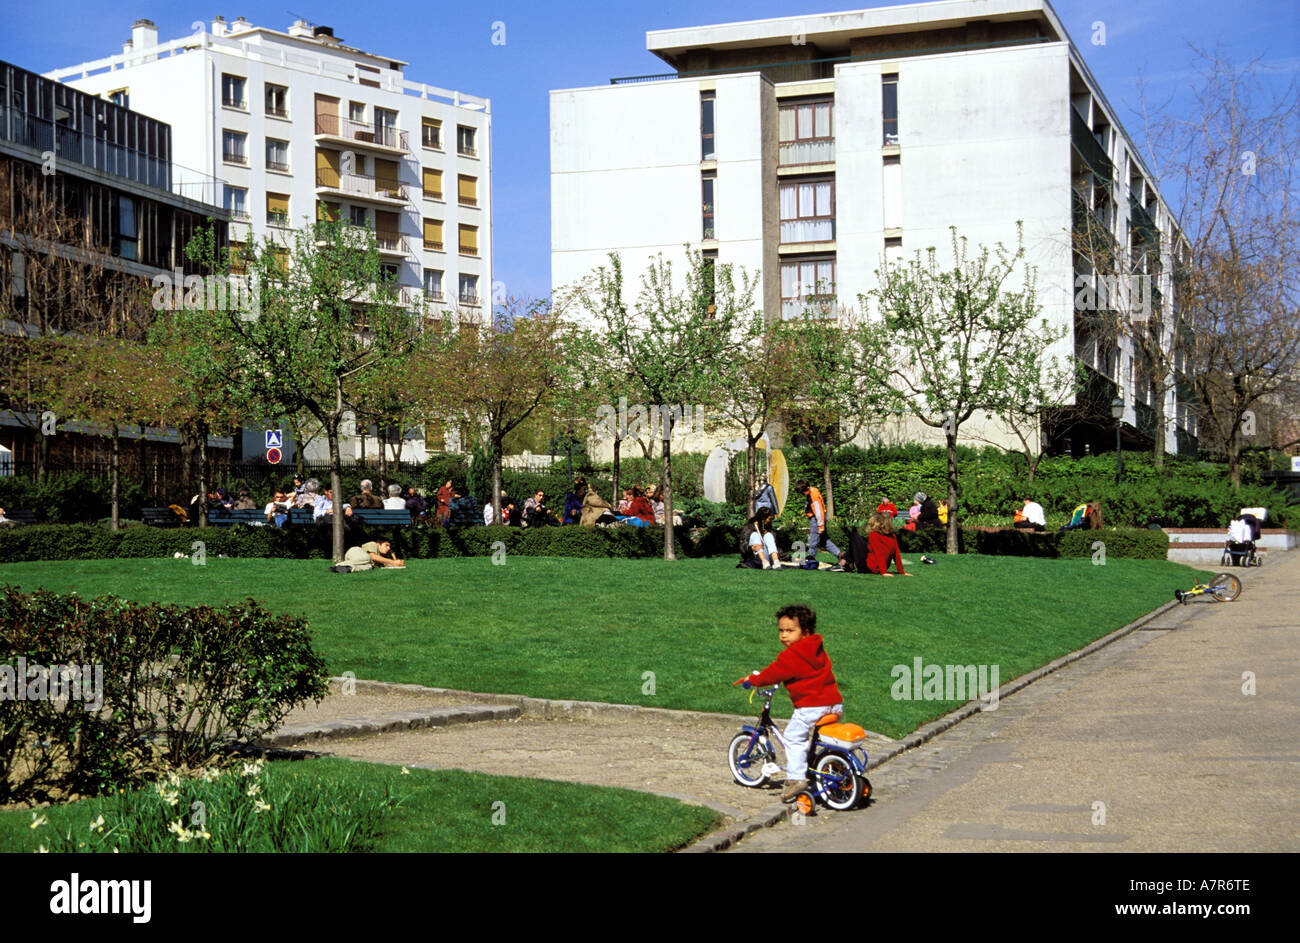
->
[576, 251, 755, 560]
[211, 221, 417, 559]
[860, 225, 1071, 553]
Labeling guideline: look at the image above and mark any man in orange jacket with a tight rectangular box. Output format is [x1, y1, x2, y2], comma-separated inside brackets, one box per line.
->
[796, 479, 841, 564]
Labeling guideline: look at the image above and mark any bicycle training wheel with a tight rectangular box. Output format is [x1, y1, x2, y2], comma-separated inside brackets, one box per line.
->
[1209, 572, 1242, 602]
[727, 732, 771, 787]
[812, 753, 862, 811]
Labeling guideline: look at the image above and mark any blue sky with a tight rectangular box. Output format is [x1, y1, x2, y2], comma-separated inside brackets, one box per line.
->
[3, 0, 1296, 299]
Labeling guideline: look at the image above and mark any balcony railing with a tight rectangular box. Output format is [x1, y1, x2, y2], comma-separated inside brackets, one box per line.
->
[423, 189, 443, 201]
[459, 195, 478, 207]
[316, 170, 406, 202]
[423, 239, 444, 251]
[222, 95, 247, 111]
[266, 211, 290, 227]
[458, 245, 479, 257]
[314, 114, 409, 152]
[266, 104, 288, 119]
[422, 131, 442, 150]
[458, 143, 477, 158]
[782, 296, 836, 319]
[779, 139, 835, 166]
[375, 232, 408, 255]
[1071, 108, 1114, 180]
[266, 158, 290, 173]
[223, 151, 248, 165]
[780, 219, 835, 243]
[459, 293, 481, 306]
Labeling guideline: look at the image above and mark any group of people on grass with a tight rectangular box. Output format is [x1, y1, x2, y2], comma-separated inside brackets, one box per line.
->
[739, 479, 932, 575]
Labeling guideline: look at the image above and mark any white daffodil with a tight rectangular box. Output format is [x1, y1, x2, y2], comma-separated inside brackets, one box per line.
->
[401, 766, 411, 775]
[29, 813, 48, 829]
[246, 782, 261, 797]
[252, 798, 271, 814]
[37, 845, 48, 854]
[88, 815, 106, 833]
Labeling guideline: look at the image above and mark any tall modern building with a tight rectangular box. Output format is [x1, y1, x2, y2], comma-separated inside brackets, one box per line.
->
[1, 57, 232, 473]
[552, 0, 1194, 457]
[48, 16, 494, 459]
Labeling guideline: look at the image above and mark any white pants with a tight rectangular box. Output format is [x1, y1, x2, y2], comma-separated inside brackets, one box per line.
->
[783, 703, 843, 780]
[750, 531, 779, 562]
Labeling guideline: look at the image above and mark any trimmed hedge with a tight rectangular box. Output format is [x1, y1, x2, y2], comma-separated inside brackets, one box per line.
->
[0, 587, 328, 803]
[0, 520, 1170, 563]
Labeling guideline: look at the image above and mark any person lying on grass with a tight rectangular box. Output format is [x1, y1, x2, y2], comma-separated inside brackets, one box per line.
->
[341, 539, 405, 571]
[735, 604, 843, 804]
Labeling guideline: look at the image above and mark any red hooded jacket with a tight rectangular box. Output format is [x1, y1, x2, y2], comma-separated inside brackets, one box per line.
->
[747, 634, 842, 708]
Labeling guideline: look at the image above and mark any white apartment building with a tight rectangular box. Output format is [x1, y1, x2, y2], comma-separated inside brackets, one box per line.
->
[48, 16, 494, 462]
[552, 0, 1193, 459]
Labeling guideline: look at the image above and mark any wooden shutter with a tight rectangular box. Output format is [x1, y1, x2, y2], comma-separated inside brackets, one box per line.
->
[457, 174, 477, 205]
[423, 219, 443, 250]
[314, 94, 339, 135]
[458, 224, 477, 255]
[316, 148, 339, 188]
[374, 158, 400, 192]
[423, 168, 442, 198]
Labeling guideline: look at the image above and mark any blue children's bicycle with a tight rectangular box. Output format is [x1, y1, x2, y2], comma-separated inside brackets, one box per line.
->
[727, 683, 872, 814]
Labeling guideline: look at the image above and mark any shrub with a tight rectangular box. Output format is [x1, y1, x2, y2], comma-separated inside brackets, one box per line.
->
[0, 587, 329, 803]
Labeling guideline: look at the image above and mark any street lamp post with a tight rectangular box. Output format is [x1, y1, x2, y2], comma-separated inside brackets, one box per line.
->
[1111, 397, 1125, 484]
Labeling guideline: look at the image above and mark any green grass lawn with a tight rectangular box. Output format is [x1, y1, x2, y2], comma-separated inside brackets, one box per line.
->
[2, 555, 1201, 738]
[0, 757, 719, 853]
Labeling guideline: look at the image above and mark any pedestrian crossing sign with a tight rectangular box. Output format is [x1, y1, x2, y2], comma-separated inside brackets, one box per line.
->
[265, 429, 283, 449]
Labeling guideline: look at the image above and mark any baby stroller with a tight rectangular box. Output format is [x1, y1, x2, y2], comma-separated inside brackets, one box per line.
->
[1221, 508, 1263, 567]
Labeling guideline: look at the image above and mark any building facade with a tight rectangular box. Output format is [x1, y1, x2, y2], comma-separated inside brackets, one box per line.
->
[551, 0, 1194, 458]
[1, 57, 233, 476]
[49, 17, 494, 461]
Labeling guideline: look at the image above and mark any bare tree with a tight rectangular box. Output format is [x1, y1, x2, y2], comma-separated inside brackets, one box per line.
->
[1138, 50, 1300, 486]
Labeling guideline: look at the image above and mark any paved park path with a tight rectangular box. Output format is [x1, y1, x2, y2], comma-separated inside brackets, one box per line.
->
[731, 553, 1300, 852]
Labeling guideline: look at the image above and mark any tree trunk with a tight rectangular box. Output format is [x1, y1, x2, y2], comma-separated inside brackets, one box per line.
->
[491, 438, 503, 525]
[197, 423, 209, 528]
[821, 450, 834, 521]
[1152, 377, 1167, 470]
[377, 429, 389, 495]
[662, 429, 676, 561]
[611, 435, 621, 512]
[328, 424, 345, 562]
[945, 431, 960, 555]
[110, 424, 120, 532]
[35, 427, 49, 481]
[746, 437, 758, 517]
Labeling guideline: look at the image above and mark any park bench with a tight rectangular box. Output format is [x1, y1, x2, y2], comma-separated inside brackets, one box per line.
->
[142, 507, 187, 527]
[3, 509, 38, 524]
[206, 509, 269, 528]
[351, 507, 412, 527]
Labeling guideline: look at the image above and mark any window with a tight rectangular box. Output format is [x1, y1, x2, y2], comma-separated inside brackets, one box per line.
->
[458, 224, 478, 256]
[459, 274, 479, 304]
[779, 100, 833, 164]
[349, 101, 366, 123]
[115, 195, 137, 261]
[222, 130, 247, 164]
[457, 174, 478, 207]
[222, 74, 246, 110]
[265, 83, 288, 118]
[457, 125, 477, 157]
[779, 180, 834, 243]
[701, 93, 716, 160]
[350, 206, 369, 227]
[781, 258, 836, 318]
[227, 242, 247, 275]
[702, 253, 717, 317]
[374, 107, 398, 148]
[223, 186, 248, 219]
[266, 138, 289, 172]
[107, 88, 129, 109]
[422, 168, 443, 200]
[701, 174, 716, 239]
[423, 218, 444, 251]
[423, 268, 444, 299]
[422, 117, 442, 150]
[266, 193, 290, 227]
[882, 74, 898, 145]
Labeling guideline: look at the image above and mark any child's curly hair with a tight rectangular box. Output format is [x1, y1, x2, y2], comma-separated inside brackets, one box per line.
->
[776, 604, 817, 634]
[868, 511, 895, 536]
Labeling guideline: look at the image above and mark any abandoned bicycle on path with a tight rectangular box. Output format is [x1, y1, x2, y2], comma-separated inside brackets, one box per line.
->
[1174, 572, 1242, 604]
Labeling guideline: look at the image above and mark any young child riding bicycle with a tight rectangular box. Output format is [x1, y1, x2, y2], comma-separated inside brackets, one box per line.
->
[736, 604, 843, 803]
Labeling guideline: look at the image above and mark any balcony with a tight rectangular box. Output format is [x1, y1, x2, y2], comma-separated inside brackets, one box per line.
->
[780, 219, 835, 244]
[266, 211, 290, 228]
[375, 232, 409, 257]
[779, 139, 835, 167]
[1071, 109, 1114, 180]
[315, 170, 407, 205]
[782, 296, 836, 319]
[315, 114, 409, 154]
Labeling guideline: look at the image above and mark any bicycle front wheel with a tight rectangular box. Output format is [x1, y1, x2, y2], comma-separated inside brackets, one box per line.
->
[728, 732, 772, 787]
[1210, 572, 1242, 602]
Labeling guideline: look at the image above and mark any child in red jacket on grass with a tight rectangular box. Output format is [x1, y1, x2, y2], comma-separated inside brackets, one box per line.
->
[736, 604, 843, 803]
